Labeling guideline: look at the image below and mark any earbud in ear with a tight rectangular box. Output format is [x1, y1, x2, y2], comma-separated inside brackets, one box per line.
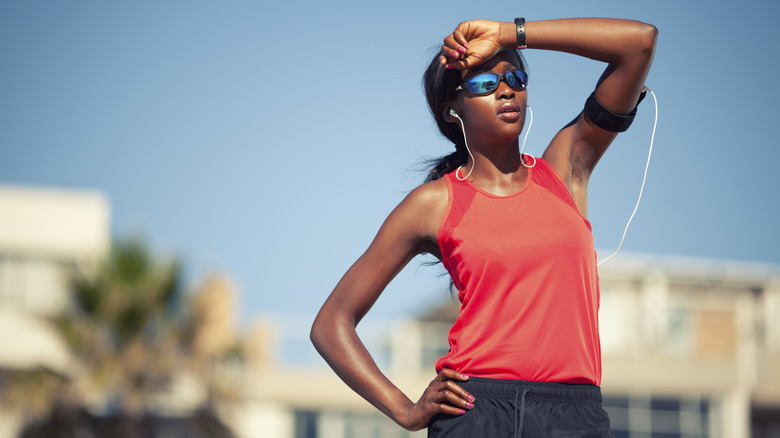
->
[449, 109, 458, 116]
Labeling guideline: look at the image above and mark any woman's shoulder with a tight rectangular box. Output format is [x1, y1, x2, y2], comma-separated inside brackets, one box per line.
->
[387, 177, 450, 244]
[406, 176, 449, 209]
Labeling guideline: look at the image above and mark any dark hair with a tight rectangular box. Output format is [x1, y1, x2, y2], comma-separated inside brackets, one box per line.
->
[422, 50, 527, 182]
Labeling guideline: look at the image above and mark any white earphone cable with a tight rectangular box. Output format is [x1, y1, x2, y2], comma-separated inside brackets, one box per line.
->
[457, 104, 535, 180]
[597, 89, 658, 266]
[520, 105, 535, 168]
[454, 112, 475, 181]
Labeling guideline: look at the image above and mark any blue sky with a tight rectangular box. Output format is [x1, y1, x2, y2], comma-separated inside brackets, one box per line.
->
[2, 1, 779, 325]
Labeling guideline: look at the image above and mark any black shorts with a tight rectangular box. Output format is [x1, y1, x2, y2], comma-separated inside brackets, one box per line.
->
[427, 377, 614, 438]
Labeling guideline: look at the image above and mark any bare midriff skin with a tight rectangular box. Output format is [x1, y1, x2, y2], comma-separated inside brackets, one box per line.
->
[311, 17, 657, 431]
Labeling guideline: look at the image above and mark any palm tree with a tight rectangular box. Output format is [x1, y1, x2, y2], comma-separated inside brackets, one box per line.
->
[14, 236, 237, 438]
[62, 236, 183, 417]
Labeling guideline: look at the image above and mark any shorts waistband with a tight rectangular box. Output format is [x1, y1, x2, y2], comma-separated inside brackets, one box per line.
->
[459, 377, 602, 403]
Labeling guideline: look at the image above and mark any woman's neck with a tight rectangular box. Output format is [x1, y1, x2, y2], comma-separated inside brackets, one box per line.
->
[465, 138, 525, 180]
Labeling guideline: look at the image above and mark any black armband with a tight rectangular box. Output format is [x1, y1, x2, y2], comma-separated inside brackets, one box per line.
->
[583, 90, 647, 132]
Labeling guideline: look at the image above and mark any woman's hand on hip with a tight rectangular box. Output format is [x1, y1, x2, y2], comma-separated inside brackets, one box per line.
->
[440, 19, 515, 70]
[401, 368, 474, 431]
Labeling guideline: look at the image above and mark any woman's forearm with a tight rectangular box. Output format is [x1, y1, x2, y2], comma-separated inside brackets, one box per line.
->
[511, 18, 657, 113]
[310, 312, 415, 427]
[518, 18, 657, 64]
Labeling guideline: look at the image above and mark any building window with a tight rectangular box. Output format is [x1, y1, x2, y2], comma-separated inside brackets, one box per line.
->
[752, 406, 780, 438]
[295, 410, 318, 438]
[604, 395, 713, 438]
[295, 410, 420, 438]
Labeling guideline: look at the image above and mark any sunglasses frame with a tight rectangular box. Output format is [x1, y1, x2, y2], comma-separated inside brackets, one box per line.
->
[455, 69, 528, 96]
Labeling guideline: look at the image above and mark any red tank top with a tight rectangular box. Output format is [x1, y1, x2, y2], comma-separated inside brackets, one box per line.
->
[436, 157, 602, 385]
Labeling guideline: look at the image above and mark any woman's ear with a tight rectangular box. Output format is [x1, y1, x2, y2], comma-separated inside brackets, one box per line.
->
[442, 104, 460, 123]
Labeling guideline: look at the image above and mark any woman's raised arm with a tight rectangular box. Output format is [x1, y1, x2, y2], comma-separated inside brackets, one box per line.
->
[441, 18, 658, 216]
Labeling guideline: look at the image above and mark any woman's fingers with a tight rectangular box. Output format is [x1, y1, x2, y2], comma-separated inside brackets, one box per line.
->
[440, 387, 474, 410]
[404, 371, 476, 429]
[435, 399, 467, 416]
[436, 368, 468, 382]
[425, 389, 469, 416]
[442, 33, 468, 56]
[440, 32, 471, 67]
[439, 19, 506, 70]
[439, 43, 494, 70]
[440, 46, 464, 67]
[440, 380, 475, 407]
[432, 369, 475, 407]
[452, 30, 469, 49]
[442, 34, 467, 54]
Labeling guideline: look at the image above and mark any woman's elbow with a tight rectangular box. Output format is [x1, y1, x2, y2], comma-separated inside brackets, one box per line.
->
[310, 313, 329, 350]
[310, 310, 349, 351]
[636, 22, 658, 54]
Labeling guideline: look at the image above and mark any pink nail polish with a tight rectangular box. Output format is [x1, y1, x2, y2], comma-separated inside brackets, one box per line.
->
[451, 50, 458, 57]
[468, 395, 475, 402]
[458, 409, 466, 415]
[466, 402, 474, 408]
[458, 47, 466, 53]
[463, 43, 469, 49]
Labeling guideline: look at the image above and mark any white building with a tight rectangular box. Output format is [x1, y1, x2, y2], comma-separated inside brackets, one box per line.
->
[0, 185, 110, 437]
[232, 254, 780, 438]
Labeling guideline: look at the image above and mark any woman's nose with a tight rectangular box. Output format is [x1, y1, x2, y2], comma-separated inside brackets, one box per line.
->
[496, 79, 515, 99]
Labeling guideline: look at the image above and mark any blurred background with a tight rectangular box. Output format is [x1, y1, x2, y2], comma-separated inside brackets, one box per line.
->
[1, 0, 779, 437]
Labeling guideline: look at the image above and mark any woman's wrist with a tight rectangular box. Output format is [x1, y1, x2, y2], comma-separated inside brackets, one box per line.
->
[392, 399, 418, 431]
[500, 21, 518, 51]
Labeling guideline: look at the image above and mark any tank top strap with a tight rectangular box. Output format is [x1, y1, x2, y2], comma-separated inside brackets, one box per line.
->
[442, 171, 478, 230]
[439, 171, 479, 291]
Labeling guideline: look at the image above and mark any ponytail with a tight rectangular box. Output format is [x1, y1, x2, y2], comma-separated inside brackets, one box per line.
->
[425, 149, 467, 182]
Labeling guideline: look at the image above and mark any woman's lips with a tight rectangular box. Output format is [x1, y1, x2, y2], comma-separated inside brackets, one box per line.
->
[497, 102, 522, 122]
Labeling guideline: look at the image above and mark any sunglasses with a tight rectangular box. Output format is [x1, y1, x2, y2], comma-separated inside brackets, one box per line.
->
[455, 69, 528, 96]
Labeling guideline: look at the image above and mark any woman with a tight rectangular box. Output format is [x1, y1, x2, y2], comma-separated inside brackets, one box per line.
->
[311, 17, 657, 437]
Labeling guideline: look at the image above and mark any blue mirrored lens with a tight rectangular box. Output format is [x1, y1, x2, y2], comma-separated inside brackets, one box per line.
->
[467, 74, 498, 94]
[506, 70, 527, 88]
[465, 70, 526, 95]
